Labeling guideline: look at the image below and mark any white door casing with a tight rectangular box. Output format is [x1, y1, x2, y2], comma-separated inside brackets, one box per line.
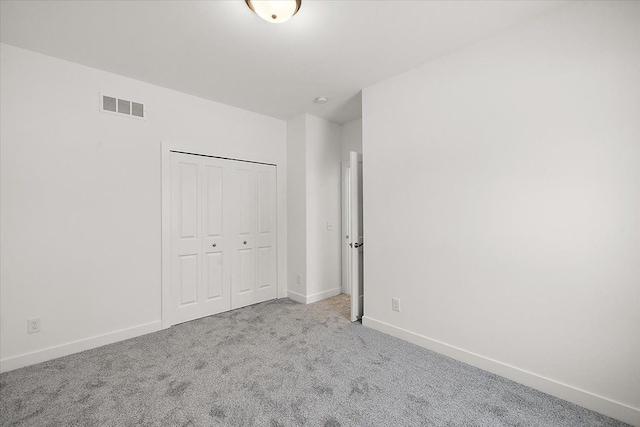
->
[350, 151, 364, 322]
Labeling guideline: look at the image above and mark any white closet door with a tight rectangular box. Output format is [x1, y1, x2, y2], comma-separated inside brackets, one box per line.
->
[170, 152, 231, 325]
[231, 166, 257, 309]
[255, 165, 277, 304]
[231, 163, 277, 309]
[201, 159, 232, 315]
[171, 152, 277, 323]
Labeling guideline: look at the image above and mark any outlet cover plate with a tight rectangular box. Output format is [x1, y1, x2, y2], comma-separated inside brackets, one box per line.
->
[27, 318, 41, 334]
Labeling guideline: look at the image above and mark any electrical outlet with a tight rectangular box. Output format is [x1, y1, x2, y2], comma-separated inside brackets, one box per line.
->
[27, 318, 41, 334]
[296, 274, 302, 285]
[392, 298, 400, 312]
[327, 222, 334, 231]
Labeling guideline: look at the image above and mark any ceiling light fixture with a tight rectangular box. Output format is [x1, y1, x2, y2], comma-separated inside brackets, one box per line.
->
[245, 0, 301, 24]
[314, 97, 328, 104]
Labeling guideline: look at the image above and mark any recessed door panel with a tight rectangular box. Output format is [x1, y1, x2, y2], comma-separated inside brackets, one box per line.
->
[206, 251, 223, 300]
[238, 248, 255, 294]
[258, 171, 270, 234]
[238, 169, 256, 236]
[258, 246, 272, 289]
[179, 254, 198, 305]
[205, 165, 223, 237]
[179, 163, 198, 239]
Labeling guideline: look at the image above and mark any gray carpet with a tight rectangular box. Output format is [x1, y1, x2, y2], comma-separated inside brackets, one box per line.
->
[0, 295, 628, 427]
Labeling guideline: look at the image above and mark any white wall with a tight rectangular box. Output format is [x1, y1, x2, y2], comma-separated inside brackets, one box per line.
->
[362, 2, 640, 425]
[286, 114, 342, 303]
[286, 114, 306, 297]
[0, 44, 287, 371]
[305, 115, 341, 299]
[340, 118, 362, 162]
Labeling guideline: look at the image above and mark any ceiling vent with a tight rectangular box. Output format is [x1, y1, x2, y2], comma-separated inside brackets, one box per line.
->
[100, 93, 145, 119]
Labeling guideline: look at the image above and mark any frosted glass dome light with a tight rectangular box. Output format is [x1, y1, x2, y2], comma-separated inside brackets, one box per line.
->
[245, 0, 302, 24]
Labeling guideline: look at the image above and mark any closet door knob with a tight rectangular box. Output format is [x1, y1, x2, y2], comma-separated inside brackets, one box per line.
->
[243, 241, 247, 245]
[212, 243, 217, 247]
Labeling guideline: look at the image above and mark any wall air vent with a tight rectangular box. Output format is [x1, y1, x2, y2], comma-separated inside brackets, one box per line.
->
[100, 93, 145, 119]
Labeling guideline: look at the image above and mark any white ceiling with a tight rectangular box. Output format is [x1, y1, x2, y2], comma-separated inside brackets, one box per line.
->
[0, 0, 565, 124]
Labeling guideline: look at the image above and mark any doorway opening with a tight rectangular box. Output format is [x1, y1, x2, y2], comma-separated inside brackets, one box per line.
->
[341, 151, 364, 322]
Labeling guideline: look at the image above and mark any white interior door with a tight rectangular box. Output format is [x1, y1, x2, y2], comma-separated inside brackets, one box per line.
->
[231, 163, 277, 309]
[341, 161, 351, 295]
[350, 152, 364, 322]
[170, 152, 232, 325]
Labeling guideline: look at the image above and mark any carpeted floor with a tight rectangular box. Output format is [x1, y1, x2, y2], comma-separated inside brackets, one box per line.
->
[0, 294, 628, 427]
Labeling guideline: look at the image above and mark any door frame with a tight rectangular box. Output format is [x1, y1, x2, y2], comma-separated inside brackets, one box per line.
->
[160, 140, 285, 329]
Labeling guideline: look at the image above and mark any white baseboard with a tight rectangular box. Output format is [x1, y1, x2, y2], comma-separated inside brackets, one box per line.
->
[287, 290, 307, 303]
[362, 316, 640, 427]
[0, 320, 162, 373]
[307, 287, 342, 304]
[287, 287, 342, 305]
